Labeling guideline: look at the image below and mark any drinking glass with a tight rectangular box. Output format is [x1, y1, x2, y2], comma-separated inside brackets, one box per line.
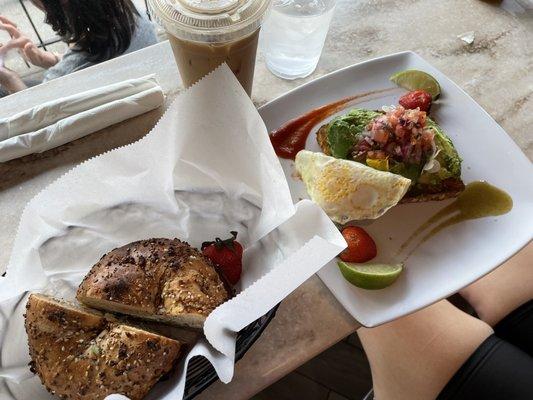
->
[261, 0, 336, 80]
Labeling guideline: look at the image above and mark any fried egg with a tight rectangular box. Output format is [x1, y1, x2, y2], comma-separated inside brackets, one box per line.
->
[295, 150, 411, 223]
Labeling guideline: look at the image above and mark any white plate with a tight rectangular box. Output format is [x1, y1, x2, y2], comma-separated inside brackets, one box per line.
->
[258, 51, 533, 327]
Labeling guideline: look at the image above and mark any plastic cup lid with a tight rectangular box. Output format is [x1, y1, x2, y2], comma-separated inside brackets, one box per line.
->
[148, 0, 271, 42]
[179, 0, 239, 14]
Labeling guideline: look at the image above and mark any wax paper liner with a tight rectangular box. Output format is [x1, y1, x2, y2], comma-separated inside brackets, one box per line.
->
[0, 65, 345, 400]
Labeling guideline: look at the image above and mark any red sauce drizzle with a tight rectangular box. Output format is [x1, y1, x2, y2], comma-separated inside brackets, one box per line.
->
[269, 87, 397, 160]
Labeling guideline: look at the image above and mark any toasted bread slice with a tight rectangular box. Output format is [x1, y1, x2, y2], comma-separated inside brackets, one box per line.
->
[316, 123, 464, 202]
[316, 124, 332, 156]
[77, 238, 231, 329]
[25, 293, 181, 400]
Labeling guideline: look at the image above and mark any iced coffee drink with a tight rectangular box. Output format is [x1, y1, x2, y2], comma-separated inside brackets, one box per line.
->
[168, 29, 259, 94]
[148, 0, 271, 96]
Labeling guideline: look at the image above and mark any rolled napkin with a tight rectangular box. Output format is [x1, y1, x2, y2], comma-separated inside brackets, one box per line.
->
[0, 75, 164, 163]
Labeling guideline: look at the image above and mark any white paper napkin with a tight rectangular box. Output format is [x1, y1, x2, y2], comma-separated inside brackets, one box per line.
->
[0, 75, 164, 163]
[0, 65, 345, 400]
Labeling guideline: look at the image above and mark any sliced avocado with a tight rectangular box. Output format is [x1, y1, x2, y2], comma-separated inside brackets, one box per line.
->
[327, 120, 358, 160]
[426, 118, 462, 179]
[389, 161, 422, 184]
[326, 109, 380, 159]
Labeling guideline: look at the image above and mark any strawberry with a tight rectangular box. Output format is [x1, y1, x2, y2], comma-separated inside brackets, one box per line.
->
[201, 231, 243, 285]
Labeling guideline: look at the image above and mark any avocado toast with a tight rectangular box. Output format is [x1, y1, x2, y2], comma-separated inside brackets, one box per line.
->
[316, 106, 465, 202]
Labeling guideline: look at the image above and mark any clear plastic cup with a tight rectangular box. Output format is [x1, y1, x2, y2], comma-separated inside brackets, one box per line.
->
[148, 0, 272, 95]
[261, 0, 336, 80]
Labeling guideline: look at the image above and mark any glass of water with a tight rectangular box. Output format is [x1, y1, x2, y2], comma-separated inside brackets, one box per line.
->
[261, 0, 336, 80]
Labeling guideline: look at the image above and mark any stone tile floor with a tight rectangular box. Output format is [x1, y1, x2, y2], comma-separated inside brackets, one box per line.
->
[253, 333, 372, 400]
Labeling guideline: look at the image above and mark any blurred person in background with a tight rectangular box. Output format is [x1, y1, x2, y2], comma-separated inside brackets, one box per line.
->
[0, 0, 157, 96]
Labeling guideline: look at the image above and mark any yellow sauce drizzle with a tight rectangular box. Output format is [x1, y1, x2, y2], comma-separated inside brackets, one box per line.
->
[399, 181, 513, 260]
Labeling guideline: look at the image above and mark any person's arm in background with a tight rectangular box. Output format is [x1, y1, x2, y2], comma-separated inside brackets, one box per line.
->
[0, 66, 27, 94]
[0, 15, 63, 94]
[0, 15, 61, 69]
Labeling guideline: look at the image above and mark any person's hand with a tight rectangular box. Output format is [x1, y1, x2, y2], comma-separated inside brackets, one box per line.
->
[0, 65, 16, 84]
[0, 65, 27, 94]
[0, 15, 60, 69]
[0, 16, 29, 55]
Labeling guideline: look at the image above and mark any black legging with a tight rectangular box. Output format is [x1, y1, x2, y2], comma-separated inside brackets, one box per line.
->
[437, 300, 533, 399]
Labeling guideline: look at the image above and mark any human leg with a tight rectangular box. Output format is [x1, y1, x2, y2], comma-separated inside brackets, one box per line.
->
[460, 244, 533, 354]
[460, 244, 532, 328]
[357, 300, 493, 400]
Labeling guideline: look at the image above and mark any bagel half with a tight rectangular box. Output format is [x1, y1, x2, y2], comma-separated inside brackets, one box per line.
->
[25, 293, 181, 400]
[76, 238, 231, 329]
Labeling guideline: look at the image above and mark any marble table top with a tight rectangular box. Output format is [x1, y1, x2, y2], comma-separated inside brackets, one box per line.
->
[0, 0, 531, 398]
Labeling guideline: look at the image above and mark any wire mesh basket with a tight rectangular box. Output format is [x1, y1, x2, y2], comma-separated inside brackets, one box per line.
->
[183, 305, 279, 399]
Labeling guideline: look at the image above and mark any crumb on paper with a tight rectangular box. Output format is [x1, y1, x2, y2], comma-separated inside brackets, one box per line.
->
[458, 31, 475, 45]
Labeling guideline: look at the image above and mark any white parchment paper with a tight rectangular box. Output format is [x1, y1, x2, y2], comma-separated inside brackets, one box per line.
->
[0, 65, 346, 400]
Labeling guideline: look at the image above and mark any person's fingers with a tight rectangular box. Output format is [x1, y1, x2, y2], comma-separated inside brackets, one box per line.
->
[23, 42, 35, 52]
[0, 16, 18, 29]
[22, 42, 43, 64]
[0, 21, 22, 39]
[22, 42, 35, 56]
[2, 37, 31, 52]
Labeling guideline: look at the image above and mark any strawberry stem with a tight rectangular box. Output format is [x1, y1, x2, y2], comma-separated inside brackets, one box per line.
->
[202, 231, 239, 252]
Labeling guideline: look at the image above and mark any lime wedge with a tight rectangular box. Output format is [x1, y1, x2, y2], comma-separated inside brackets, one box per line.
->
[338, 261, 403, 290]
[390, 70, 441, 99]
